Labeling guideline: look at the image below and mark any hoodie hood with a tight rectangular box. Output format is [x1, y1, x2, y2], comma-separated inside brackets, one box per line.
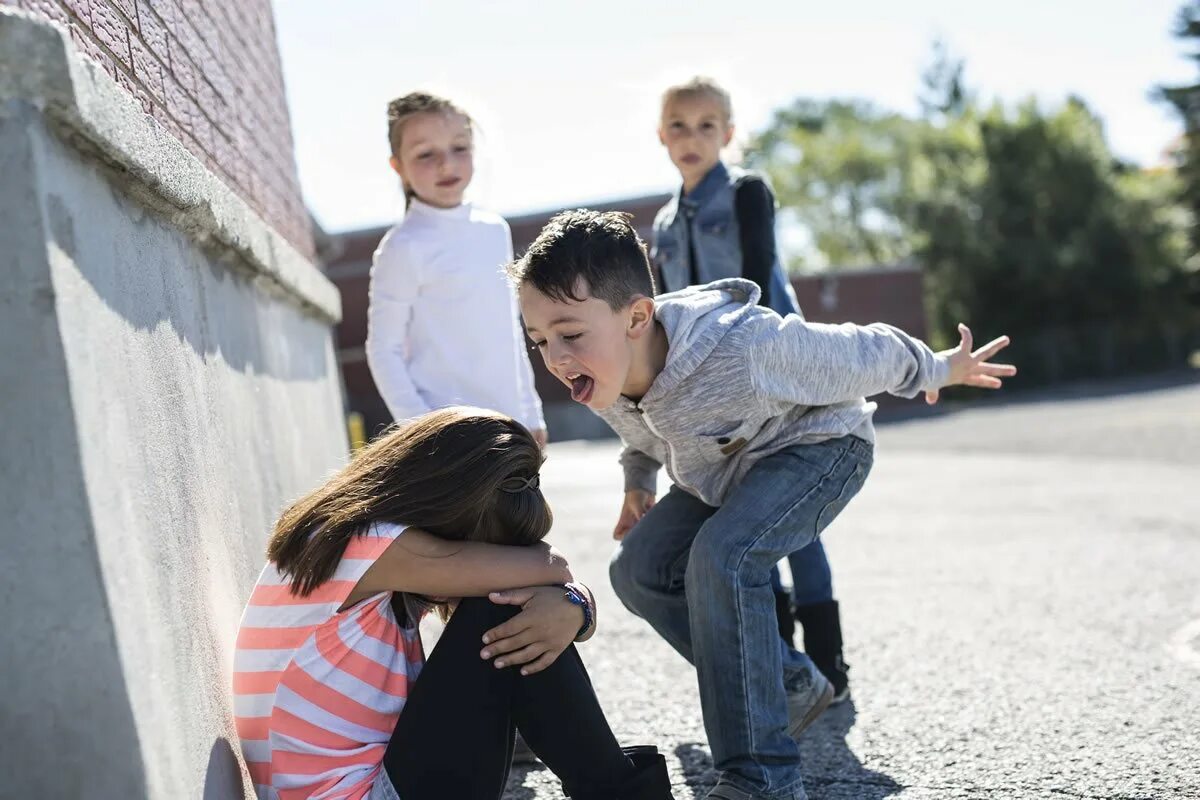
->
[643, 278, 763, 403]
[597, 277, 948, 506]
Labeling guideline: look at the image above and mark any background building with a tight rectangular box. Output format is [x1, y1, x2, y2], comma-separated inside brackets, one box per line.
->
[322, 194, 929, 442]
[0, 4, 345, 797]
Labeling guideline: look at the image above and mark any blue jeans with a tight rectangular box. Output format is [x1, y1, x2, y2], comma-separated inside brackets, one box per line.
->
[610, 437, 873, 799]
[769, 542, 834, 608]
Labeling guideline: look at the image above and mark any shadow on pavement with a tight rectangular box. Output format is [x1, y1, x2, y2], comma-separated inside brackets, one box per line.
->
[673, 742, 718, 797]
[502, 763, 543, 799]
[799, 700, 901, 799]
[673, 700, 901, 800]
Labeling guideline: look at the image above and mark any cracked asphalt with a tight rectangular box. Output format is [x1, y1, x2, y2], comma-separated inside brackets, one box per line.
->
[494, 373, 1200, 799]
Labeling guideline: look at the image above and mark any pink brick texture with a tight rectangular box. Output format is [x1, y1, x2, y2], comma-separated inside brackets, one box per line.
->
[4, 0, 315, 258]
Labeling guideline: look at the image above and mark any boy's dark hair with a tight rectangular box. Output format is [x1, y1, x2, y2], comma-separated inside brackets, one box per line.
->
[507, 210, 657, 310]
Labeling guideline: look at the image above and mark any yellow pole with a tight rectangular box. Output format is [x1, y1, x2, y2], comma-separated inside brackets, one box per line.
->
[346, 412, 367, 454]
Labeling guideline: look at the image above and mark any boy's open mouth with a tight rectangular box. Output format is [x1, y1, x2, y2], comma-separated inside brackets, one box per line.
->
[565, 372, 594, 404]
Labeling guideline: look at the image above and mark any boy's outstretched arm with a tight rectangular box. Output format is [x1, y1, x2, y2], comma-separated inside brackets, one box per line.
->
[924, 323, 1016, 405]
[747, 314, 1014, 406]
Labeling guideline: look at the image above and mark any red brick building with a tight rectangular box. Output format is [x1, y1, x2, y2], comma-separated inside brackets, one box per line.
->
[322, 193, 929, 439]
[3, 0, 313, 256]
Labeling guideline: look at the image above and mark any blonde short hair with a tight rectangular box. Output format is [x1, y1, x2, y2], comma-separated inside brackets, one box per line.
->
[660, 76, 733, 123]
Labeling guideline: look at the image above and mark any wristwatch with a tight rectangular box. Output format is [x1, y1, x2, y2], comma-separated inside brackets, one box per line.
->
[562, 582, 594, 641]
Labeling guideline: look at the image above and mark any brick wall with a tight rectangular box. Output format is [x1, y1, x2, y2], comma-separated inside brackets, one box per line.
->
[4, 0, 314, 258]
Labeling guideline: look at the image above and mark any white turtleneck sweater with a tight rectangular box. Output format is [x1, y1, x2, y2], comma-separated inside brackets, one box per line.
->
[365, 199, 544, 431]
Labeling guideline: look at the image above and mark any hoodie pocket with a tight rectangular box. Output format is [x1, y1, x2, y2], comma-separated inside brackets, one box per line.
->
[697, 420, 757, 461]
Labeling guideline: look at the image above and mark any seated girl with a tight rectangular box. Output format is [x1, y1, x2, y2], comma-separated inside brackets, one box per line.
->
[233, 407, 673, 799]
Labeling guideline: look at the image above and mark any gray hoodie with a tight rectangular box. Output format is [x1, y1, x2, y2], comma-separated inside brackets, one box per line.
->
[595, 278, 951, 506]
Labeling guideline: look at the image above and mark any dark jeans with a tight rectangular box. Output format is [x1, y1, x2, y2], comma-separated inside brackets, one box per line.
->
[383, 596, 635, 800]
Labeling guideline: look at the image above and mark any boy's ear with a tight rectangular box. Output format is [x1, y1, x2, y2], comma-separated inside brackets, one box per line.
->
[627, 296, 656, 339]
[389, 155, 404, 178]
[722, 123, 735, 148]
[657, 125, 667, 147]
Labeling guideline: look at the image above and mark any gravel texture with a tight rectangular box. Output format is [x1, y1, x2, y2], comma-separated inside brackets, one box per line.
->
[496, 374, 1200, 799]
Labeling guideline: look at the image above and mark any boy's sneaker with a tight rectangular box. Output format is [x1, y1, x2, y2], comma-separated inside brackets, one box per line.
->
[785, 667, 834, 740]
[704, 779, 767, 799]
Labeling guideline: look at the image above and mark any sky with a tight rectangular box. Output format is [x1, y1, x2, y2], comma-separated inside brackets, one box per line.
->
[274, 0, 1194, 234]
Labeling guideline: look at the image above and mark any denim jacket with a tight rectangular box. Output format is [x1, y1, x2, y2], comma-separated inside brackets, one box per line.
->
[651, 161, 800, 317]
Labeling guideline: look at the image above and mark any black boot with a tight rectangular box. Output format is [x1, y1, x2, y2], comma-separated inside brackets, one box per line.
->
[774, 589, 796, 647]
[795, 599, 850, 703]
[564, 745, 675, 799]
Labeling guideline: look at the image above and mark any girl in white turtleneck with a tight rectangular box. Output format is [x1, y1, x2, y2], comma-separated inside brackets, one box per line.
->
[366, 92, 546, 446]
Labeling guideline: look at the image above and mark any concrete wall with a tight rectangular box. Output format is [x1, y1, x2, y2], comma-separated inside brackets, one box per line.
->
[0, 11, 346, 798]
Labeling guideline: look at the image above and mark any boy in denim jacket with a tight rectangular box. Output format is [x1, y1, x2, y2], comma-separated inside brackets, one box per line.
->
[652, 77, 845, 699]
[510, 210, 1014, 800]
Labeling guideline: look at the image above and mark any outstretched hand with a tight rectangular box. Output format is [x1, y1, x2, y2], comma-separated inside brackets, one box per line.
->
[926, 324, 1017, 405]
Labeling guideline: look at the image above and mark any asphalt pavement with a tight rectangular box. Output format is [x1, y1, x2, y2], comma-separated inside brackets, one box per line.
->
[498, 373, 1200, 799]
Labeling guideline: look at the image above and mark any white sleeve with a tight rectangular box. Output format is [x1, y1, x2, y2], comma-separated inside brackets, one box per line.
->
[511, 292, 545, 431]
[366, 236, 433, 422]
[503, 229, 545, 431]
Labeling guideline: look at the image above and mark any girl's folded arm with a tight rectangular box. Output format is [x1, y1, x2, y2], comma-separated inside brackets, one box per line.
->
[353, 528, 572, 599]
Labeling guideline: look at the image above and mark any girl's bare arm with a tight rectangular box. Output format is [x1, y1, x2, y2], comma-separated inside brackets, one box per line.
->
[349, 528, 572, 602]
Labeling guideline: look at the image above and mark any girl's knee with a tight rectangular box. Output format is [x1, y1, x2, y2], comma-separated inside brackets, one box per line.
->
[448, 596, 519, 630]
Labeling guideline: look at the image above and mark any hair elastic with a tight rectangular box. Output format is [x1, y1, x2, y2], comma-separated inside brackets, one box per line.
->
[499, 474, 540, 494]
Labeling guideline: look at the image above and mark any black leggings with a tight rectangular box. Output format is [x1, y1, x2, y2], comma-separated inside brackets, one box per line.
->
[384, 596, 636, 799]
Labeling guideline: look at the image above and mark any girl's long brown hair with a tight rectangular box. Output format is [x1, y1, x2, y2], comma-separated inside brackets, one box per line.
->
[268, 407, 552, 597]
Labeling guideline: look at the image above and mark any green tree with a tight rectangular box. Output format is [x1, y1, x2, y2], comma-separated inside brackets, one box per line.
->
[745, 100, 921, 269]
[916, 98, 1184, 367]
[918, 39, 970, 119]
[1155, 1, 1200, 307]
[750, 41, 1195, 378]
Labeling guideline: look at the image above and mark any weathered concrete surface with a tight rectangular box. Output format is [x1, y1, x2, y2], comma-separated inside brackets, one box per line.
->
[505, 375, 1200, 799]
[0, 11, 346, 799]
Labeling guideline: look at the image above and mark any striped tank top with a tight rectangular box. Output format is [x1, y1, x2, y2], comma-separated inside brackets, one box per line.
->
[233, 521, 424, 800]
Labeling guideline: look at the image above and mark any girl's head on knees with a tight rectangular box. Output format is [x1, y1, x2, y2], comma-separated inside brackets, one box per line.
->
[269, 407, 552, 596]
[386, 92, 474, 210]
